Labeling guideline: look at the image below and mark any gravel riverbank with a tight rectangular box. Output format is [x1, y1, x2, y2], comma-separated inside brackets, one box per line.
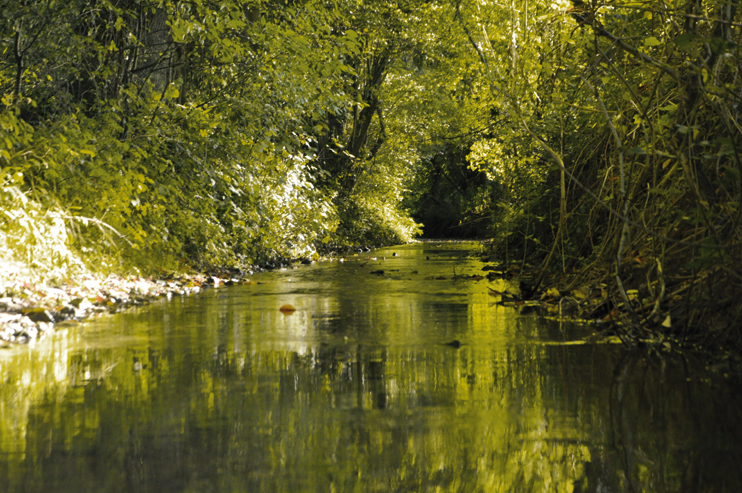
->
[0, 270, 252, 347]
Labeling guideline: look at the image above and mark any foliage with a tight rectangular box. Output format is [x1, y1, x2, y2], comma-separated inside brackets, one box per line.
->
[0, 169, 86, 281]
[2, 0, 742, 349]
[451, 0, 742, 349]
[0, 0, 359, 274]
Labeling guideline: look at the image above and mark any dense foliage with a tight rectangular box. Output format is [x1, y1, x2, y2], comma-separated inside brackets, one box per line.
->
[451, 0, 742, 351]
[1, 0, 421, 275]
[3, 0, 742, 350]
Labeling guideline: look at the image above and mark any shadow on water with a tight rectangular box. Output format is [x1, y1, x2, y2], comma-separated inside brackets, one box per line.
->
[0, 242, 740, 492]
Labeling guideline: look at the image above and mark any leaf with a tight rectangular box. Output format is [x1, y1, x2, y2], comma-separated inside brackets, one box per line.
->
[644, 37, 661, 47]
[279, 304, 296, 314]
[675, 33, 699, 51]
[165, 86, 180, 99]
[723, 166, 740, 181]
[573, 287, 590, 300]
[647, 187, 668, 195]
[708, 37, 732, 55]
[541, 287, 560, 300]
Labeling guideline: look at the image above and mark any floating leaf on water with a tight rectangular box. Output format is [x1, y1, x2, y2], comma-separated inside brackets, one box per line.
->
[279, 305, 296, 314]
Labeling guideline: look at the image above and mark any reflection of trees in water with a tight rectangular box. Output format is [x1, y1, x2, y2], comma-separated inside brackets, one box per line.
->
[574, 351, 742, 493]
[1, 305, 741, 491]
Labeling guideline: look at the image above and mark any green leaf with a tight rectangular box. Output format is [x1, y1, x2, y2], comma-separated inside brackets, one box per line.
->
[675, 33, 700, 51]
[708, 37, 732, 55]
[647, 187, 668, 195]
[165, 86, 180, 99]
[723, 166, 741, 181]
[644, 37, 661, 47]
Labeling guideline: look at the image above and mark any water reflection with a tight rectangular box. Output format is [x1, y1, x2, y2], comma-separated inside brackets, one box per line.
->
[0, 242, 740, 492]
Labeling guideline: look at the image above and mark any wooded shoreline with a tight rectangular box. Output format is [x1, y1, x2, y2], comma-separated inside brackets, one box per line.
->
[3, 0, 742, 356]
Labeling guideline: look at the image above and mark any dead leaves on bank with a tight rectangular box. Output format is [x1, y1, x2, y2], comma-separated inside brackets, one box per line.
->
[486, 280, 616, 324]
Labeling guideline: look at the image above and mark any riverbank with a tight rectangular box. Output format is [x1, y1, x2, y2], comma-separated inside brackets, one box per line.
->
[483, 254, 742, 367]
[0, 266, 258, 347]
[0, 241, 387, 347]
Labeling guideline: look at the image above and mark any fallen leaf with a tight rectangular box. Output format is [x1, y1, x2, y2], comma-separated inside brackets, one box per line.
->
[573, 287, 590, 300]
[541, 287, 560, 300]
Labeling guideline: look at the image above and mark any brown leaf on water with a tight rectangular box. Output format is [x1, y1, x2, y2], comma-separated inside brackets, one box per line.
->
[279, 305, 296, 314]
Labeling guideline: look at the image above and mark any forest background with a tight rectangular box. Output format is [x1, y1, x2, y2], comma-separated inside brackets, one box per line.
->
[2, 0, 741, 353]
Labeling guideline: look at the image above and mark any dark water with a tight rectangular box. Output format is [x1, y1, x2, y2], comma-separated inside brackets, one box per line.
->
[0, 242, 740, 492]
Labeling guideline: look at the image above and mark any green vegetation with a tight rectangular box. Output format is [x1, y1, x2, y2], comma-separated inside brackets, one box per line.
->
[2, 0, 742, 352]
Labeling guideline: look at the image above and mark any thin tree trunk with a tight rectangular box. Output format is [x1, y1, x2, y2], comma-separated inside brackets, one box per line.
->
[14, 31, 23, 100]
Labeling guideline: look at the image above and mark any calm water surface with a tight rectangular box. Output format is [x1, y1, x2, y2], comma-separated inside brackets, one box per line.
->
[0, 242, 740, 492]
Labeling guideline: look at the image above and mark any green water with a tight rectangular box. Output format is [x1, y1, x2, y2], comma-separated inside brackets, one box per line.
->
[0, 242, 740, 492]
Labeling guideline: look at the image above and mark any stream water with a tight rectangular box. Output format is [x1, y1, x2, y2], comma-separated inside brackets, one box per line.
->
[0, 242, 740, 492]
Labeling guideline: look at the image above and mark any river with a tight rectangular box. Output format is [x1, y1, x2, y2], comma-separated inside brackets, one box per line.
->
[0, 242, 740, 492]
